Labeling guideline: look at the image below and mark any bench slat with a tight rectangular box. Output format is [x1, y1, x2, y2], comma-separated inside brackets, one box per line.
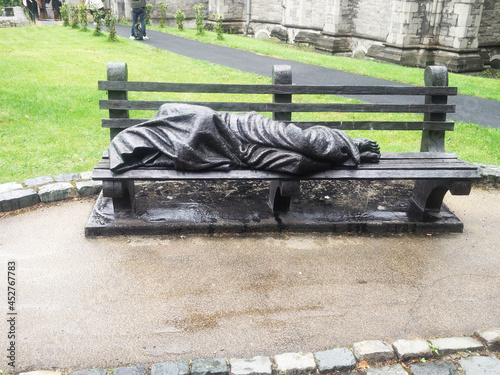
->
[92, 167, 480, 181]
[98, 151, 460, 161]
[93, 152, 480, 181]
[100, 100, 455, 114]
[98, 81, 458, 96]
[101, 118, 455, 131]
[94, 160, 477, 172]
[379, 152, 458, 159]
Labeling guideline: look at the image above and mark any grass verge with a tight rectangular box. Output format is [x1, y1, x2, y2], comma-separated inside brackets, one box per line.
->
[0, 26, 499, 184]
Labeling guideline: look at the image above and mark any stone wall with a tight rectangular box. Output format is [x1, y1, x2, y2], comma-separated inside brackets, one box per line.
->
[354, 0, 391, 41]
[478, 0, 500, 57]
[375, 0, 487, 71]
[251, 0, 282, 24]
[208, 0, 245, 21]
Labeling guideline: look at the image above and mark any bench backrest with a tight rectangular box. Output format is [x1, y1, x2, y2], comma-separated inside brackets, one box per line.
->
[99, 62, 457, 152]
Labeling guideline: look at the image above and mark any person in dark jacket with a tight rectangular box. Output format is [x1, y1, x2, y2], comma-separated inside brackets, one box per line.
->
[129, 0, 148, 40]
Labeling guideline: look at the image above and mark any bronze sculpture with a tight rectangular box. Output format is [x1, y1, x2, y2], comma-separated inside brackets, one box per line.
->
[109, 103, 380, 174]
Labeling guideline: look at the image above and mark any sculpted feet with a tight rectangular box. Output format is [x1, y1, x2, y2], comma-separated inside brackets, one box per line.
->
[353, 138, 381, 163]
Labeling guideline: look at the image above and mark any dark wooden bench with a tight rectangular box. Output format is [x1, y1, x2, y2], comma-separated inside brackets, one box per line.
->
[91, 62, 481, 232]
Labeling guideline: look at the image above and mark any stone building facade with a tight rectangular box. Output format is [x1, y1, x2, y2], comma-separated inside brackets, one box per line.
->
[106, 0, 500, 72]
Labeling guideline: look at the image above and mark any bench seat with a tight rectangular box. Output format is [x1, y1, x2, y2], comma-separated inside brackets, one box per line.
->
[93, 152, 478, 181]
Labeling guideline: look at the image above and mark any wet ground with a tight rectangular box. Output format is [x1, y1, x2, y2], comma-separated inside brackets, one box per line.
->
[1, 187, 499, 371]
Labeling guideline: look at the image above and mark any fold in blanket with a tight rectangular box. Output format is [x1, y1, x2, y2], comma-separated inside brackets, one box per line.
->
[109, 103, 362, 175]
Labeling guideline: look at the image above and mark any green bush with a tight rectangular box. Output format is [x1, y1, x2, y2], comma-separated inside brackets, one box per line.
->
[194, 3, 204, 35]
[104, 10, 118, 41]
[60, 2, 70, 26]
[70, 4, 79, 28]
[78, 2, 88, 30]
[158, 1, 167, 28]
[145, 3, 152, 25]
[93, 8, 105, 35]
[175, 9, 185, 30]
[212, 13, 223, 40]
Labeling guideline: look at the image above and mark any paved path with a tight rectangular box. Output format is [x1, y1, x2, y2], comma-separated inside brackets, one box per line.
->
[115, 25, 500, 129]
[1, 188, 499, 371]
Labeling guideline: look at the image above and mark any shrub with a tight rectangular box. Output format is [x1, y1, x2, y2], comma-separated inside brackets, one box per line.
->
[93, 8, 104, 35]
[175, 9, 185, 30]
[104, 10, 118, 41]
[70, 4, 79, 28]
[145, 3, 152, 25]
[60, 2, 69, 26]
[212, 13, 223, 40]
[78, 2, 88, 30]
[158, 1, 167, 28]
[194, 3, 204, 35]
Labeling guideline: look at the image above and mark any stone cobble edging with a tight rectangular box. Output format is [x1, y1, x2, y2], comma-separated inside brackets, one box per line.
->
[0, 172, 102, 213]
[16, 329, 500, 375]
[475, 163, 500, 187]
[0, 163, 499, 214]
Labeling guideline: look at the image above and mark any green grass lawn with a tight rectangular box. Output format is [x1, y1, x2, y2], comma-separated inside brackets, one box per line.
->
[0, 25, 499, 184]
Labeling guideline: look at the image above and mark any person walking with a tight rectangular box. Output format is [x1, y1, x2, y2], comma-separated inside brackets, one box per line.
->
[129, 0, 148, 40]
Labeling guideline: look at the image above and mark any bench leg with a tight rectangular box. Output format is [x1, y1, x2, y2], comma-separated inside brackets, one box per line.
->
[102, 180, 136, 214]
[412, 179, 472, 213]
[269, 180, 300, 212]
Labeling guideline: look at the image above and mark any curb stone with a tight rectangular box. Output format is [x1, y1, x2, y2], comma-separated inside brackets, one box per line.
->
[0, 182, 23, 193]
[0, 188, 40, 212]
[38, 182, 78, 203]
[459, 355, 500, 374]
[24, 176, 54, 187]
[352, 340, 395, 362]
[366, 364, 407, 374]
[315, 348, 357, 373]
[429, 337, 484, 355]
[229, 356, 272, 375]
[151, 361, 190, 375]
[274, 352, 316, 375]
[409, 360, 460, 374]
[474, 163, 500, 187]
[114, 366, 149, 375]
[191, 358, 228, 375]
[17, 331, 500, 375]
[69, 370, 107, 375]
[0, 172, 102, 213]
[475, 328, 500, 351]
[392, 339, 432, 361]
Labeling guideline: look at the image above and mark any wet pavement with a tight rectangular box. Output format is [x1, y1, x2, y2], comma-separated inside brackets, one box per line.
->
[1, 187, 499, 371]
[1, 23, 499, 373]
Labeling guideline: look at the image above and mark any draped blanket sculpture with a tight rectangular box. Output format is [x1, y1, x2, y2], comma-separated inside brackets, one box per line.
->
[109, 103, 380, 174]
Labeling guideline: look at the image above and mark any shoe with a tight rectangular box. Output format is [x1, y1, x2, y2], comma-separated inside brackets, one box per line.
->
[143, 36, 149, 40]
[129, 35, 135, 39]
